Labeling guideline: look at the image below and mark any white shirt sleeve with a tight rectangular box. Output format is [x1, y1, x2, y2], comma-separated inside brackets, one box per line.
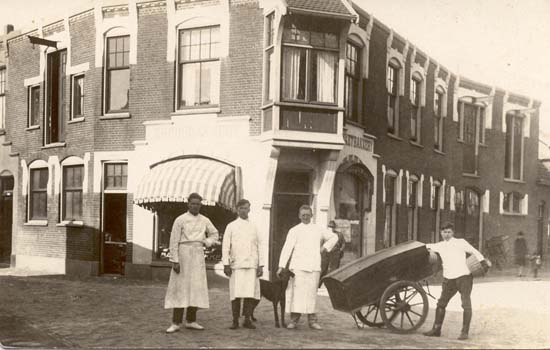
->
[221, 223, 233, 266]
[256, 224, 266, 267]
[321, 228, 338, 252]
[461, 239, 484, 261]
[278, 228, 297, 268]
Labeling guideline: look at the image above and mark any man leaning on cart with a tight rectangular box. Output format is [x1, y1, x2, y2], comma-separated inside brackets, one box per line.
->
[424, 222, 489, 340]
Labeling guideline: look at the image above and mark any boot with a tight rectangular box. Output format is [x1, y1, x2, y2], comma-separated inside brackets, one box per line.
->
[230, 299, 240, 329]
[243, 316, 256, 329]
[423, 306, 445, 337]
[458, 309, 472, 340]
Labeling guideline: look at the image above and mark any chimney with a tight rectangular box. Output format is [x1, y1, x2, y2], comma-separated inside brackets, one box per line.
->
[4, 24, 14, 35]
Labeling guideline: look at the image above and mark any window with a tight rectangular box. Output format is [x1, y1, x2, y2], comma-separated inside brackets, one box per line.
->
[105, 36, 130, 113]
[281, 19, 339, 104]
[178, 26, 220, 108]
[345, 42, 360, 122]
[387, 61, 400, 134]
[104, 163, 127, 190]
[479, 107, 486, 144]
[62, 165, 83, 221]
[28, 85, 41, 127]
[410, 75, 422, 142]
[0, 67, 5, 129]
[30, 168, 48, 220]
[46, 49, 67, 144]
[71, 75, 84, 119]
[505, 113, 523, 180]
[407, 177, 418, 241]
[265, 13, 275, 102]
[503, 192, 523, 214]
[384, 173, 397, 247]
[434, 87, 444, 151]
[432, 182, 442, 243]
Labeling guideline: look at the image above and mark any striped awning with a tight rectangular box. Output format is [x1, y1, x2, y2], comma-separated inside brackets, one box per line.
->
[134, 157, 239, 211]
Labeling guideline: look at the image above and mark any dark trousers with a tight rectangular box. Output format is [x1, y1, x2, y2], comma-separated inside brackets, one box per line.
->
[232, 298, 255, 320]
[172, 307, 197, 324]
[319, 251, 342, 287]
[437, 274, 473, 311]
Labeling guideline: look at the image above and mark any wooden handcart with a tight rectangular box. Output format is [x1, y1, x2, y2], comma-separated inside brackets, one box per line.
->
[322, 241, 438, 334]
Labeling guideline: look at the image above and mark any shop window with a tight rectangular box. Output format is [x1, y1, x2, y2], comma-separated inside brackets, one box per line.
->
[177, 26, 220, 109]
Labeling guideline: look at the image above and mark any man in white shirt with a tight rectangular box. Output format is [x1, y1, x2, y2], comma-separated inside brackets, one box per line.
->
[222, 199, 265, 330]
[424, 222, 489, 340]
[277, 205, 338, 330]
[165, 192, 219, 333]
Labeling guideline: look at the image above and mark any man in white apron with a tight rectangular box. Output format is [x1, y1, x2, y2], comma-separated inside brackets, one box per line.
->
[277, 205, 338, 330]
[165, 193, 219, 333]
[222, 199, 265, 329]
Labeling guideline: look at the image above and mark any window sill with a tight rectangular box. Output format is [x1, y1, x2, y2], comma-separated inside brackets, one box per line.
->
[409, 140, 424, 148]
[344, 120, 365, 130]
[57, 220, 84, 227]
[504, 178, 525, 184]
[457, 139, 464, 143]
[100, 112, 131, 120]
[462, 173, 480, 179]
[0, 129, 5, 136]
[25, 220, 48, 226]
[434, 149, 445, 156]
[26, 125, 40, 131]
[261, 102, 275, 110]
[42, 142, 66, 149]
[276, 101, 344, 111]
[172, 106, 220, 115]
[68, 117, 85, 124]
[501, 212, 526, 217]
[386, 133, 404, 141]
[479, 143, 488, 148]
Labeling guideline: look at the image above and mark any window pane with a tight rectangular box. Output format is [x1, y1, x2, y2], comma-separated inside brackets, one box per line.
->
[190, 30, 201, 60]
[311, 51, 337, 103]
[310, 31, 324, 47]
[30, 86, 41, 127]
[179, 62, 199, 107]
[108, 69, 129, 112]
[325, 33, 338, 49]
[282, 47, 307, 100]
[201, 61, 219, 105]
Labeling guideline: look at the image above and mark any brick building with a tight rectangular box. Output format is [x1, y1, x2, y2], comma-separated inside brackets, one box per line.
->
[0, 0, 543, 278]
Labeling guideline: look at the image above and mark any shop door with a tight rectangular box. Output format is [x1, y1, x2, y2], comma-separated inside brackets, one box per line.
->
[463, 104, 477, 174]
[0, 175, 13, 263]
[270, 170, 311, 279]
[103, 193, 127, 274]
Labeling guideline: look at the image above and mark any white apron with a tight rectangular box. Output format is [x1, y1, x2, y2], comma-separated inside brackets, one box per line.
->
[164, 243, 209, 309]
[229, 268, 260, 301]
[285, 270, 320, 314]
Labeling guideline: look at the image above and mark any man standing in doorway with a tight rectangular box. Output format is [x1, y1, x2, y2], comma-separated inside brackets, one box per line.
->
[424, 222, 489, 340]
[165, 192, 219, 333]
[514, 231, 528, 277]
[222, 198, 265, 330]
[277, 205, 338, 330]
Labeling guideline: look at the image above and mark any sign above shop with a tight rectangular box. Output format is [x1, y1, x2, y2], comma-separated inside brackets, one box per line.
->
[343, 133, 374, 152]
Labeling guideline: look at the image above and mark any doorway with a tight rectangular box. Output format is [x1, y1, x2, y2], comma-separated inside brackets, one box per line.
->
[0, 175, 13, 263]
[101, 162, 128, 275]
[270, 170, 312, 279]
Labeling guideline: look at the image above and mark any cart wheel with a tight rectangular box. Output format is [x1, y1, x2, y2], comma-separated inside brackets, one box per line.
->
[379, 280, 428, 334]
[355, 303, 384, 328]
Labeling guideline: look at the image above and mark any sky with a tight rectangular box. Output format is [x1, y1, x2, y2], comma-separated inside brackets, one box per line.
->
[1, 0, 549, 146]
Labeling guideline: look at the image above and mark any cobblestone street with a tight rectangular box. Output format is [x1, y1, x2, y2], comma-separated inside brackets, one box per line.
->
[1, 267, 549, 349]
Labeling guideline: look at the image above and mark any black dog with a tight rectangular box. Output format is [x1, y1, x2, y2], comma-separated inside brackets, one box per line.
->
[248, 278, 289, 328]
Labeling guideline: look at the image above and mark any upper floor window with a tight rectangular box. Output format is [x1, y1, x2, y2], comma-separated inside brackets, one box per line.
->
[410, 75, 422, 142]
[434, 87, 444, 151]
[281, 18, 339, 104]
[265, 14, 276, 103]
[105, 35, 130, 113]
[62, 165, 83, 221]
[0, 67, 5, 129]
[28, 85, 41, 128]
[30, 167, 48, 220]
[387, 60, 400, 135]
[505, 113, 524, 180]
[46, 49, 67, 144]
[178, 26, 220, 109]
[71, 74, 84, 120]
[345, 42, 360, 122]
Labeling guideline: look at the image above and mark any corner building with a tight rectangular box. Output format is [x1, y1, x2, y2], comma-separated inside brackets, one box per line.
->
[0, 0, 543, 278]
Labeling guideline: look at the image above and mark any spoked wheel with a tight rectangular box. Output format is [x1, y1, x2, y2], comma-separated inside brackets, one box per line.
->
[379, 280, 429, 334]
[355, 303, 384, 327]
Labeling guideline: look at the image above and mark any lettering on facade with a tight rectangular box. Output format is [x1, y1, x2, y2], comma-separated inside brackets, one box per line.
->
[344, 133, 374, 152]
